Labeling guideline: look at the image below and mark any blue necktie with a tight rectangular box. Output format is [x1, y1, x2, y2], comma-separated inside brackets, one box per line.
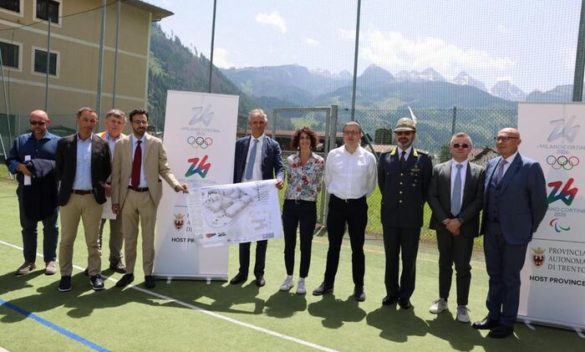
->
[245, 138, 258, 180]
[494, 160, 507, 185]
[451, 164, 463, 216]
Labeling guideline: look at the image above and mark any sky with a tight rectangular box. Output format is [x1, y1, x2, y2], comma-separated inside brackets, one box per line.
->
[146, 0, 581, 93]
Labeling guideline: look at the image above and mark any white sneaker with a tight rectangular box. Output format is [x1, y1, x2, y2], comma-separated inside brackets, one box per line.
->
[279, 276, 294, 291]
[296, 278, 306, 295]
[429, 298, 448, 314]
[456, 305, 470, 323]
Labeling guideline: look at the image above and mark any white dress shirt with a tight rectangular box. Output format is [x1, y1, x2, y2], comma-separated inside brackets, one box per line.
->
[325, 145, 377, 199]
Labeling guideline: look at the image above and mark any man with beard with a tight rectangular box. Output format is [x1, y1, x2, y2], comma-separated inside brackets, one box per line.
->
[378, 117, 433, 309]
[6, 110, 60, 276]
[112, 109, 188, 289]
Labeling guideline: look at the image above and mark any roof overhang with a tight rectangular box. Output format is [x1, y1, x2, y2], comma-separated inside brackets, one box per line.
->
[125, 0, 173, 22]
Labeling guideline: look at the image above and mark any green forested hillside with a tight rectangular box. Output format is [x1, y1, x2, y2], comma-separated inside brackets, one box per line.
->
[147, 24, 255, 131]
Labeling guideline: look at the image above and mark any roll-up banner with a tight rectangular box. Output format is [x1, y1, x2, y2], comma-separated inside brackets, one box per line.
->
[518, 102, 585, 331]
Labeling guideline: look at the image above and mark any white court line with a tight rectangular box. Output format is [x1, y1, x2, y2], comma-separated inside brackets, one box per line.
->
[0, 239, 337, 352]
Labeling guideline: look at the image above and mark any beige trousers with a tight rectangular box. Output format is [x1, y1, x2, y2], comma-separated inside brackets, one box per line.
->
[99, 216, 124, 265]
[58, 193, 103, 276]
[122, 190, 157, 275]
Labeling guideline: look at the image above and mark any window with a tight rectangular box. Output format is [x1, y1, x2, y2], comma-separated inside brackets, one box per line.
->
[0, 41, 19, 69]
[34, 49, 58, 76]
[0, 0, 20, 13]
[36, 0, 59, 24]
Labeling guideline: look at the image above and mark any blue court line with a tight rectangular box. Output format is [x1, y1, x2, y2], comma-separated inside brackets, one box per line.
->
[0, 298, 110, 352]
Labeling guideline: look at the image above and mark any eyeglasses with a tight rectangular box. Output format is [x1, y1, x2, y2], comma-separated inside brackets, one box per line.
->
[343, 130, 360, 136]
[495, 136, 518, 142]
[395, 131, 413, 136]
[30, 121, 46, 126]
[452, 143, 469, 149]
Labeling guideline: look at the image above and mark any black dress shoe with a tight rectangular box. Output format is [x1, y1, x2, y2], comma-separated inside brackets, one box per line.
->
[487, 325, 514, 338]
[312, 282, 333, 296]
[382, 296, 399, 306]
[354, 286, 366, 302]
[255, 276, 265, 287]
[472, 317, 500, 330]
[398, 299, 412, 309]
[90, 275, 105, 291]
[109, 262, 126, 274]
[58, 276, 72, 292]
[115, 273, 135, 288]
[145, 275, 156, 289]
[229, 273, 248, 285]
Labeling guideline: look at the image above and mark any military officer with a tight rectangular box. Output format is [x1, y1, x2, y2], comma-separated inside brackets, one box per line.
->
[378, 117, 433, 309]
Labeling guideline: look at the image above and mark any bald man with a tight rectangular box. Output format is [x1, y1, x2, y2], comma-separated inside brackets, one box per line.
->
[472, 128, 548, 338]
[6, 110, 60, 275]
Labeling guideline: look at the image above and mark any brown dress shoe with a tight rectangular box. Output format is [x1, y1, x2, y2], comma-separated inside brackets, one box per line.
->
[45, 261, 57, 275]
[16, 262, 36, 275]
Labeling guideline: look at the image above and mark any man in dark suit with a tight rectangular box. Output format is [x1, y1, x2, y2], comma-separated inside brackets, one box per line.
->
[55, 107, 111, 292]
[428, 132, 484, 323]
[229, 108, 284, 287]
[378, 117, 432, 309]
[472, 127, 548, 338]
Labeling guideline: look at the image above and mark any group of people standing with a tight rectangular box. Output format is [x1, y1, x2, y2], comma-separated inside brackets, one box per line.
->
[7, 106, 547, 339]
[7, 107, 187, 292]
[229, 109, 547, 339]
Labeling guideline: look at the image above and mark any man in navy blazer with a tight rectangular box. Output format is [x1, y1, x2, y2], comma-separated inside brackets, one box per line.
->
[55, 107, 111, 292]
[229, 108, 284, 287]
[472, 128, 548, 338]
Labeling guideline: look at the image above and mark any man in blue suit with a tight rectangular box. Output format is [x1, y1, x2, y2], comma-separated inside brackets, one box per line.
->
[472, 128, 548, 338]
[229, 108, 284, 287]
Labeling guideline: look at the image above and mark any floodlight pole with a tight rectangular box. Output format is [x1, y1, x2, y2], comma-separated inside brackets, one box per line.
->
[350, 0, 362, 121]
[96, 0, 107, 118]
[573, 0, 585, 101]
[208, 0, 217, 93]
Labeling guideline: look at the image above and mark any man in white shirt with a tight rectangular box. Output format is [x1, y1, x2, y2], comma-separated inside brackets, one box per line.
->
[427, 132, 485, 323]
[312, 121, 377, 302]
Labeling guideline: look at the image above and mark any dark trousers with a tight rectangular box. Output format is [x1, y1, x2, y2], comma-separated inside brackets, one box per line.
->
[436, 229, 474, 306]
[282, 200, 317, 278]
[238, 240, 267, 278]
[484, 221, 528, 327]
[18, 192, 59, 263]
[323, 195, 367, 288]
[383, 226, 420, 300]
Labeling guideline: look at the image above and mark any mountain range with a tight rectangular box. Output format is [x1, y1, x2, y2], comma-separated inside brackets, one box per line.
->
[223, 64, 573, 106]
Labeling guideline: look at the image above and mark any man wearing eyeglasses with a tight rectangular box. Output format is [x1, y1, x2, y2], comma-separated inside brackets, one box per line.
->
[378, 117, 432, 309]
[427, 132, 485, 323]
[472, 128, 547, 338]
[313, 121, 377, 301]
[6, 110, 60, 276]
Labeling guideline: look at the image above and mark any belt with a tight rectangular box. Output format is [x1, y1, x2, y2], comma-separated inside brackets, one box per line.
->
[128, 186, 149, 192]
[285, 199, 315, 205]
[72, 190, 92, 195]
[331, 194, 365, 203]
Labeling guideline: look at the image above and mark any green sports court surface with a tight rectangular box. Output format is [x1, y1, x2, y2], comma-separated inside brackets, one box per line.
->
[0, 174, 582, 351]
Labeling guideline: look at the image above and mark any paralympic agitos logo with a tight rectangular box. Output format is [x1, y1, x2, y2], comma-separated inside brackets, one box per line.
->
[547, 178, 578, 206]
[185, 155, 211, 178]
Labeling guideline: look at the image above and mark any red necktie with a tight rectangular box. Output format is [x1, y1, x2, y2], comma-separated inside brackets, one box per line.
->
[131, 140, 142, 188]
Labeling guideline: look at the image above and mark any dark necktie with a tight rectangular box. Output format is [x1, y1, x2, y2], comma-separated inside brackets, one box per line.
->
[451, 164, 463, 216]
[131, 140, 142, 188]
[400, 150, 406, 166]
[494, 159, 507, 185]
[245, 138, 258, 180]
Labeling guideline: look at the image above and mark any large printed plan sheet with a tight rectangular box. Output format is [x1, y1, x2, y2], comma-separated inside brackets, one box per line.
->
[186, 179, 284, 247]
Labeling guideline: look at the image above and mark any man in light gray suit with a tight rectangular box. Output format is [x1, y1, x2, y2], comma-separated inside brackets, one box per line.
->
[428, 132, 484, 323]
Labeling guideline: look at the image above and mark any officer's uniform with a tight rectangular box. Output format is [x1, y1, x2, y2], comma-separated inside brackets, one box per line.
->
[378, 120, 432, 305]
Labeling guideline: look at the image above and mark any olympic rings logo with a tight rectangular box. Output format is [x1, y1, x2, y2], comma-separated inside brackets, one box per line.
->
[546, 155, 580, 170]
[187, 136, 213, 149]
